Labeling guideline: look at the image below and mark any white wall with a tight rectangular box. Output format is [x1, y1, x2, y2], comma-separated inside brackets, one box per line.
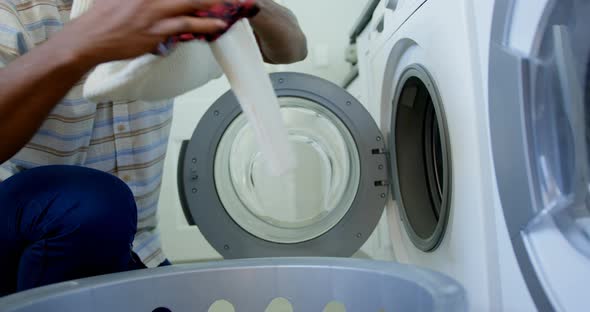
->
[277, 0, 368, 83]
[158, 0, 377, 263]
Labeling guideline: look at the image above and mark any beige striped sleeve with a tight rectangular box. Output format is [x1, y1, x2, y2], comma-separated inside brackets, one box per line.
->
[0, 1, 30, 68]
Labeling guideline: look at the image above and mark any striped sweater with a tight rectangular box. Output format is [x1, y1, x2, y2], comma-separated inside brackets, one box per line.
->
[0, 0, 204, 267]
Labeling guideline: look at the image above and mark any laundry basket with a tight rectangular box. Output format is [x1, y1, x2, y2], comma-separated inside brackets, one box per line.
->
[0, 258, 466, 312]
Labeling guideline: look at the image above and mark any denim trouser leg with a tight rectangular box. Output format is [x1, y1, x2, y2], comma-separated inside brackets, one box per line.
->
[0, 166, 140, 296]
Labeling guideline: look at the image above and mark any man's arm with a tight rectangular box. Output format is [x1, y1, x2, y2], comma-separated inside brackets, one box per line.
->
[250, 0, 308, 64]
[0, 31, 97, 165]
[0, 0, 230, 164]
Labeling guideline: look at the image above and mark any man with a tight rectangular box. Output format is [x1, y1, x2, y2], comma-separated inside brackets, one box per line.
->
[0, 0, 307, 296]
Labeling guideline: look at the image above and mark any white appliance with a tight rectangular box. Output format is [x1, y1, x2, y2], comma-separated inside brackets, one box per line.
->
[485, 0, 590, 311]
[158, 0, 395, 264]
[343, 78, 395, 261]
[471, 0, 539, 311]
[359, 0, 501, 310]
[161, 72, 397, 262]
[343, 0, 396, 261]
[361, 0, 590, 311]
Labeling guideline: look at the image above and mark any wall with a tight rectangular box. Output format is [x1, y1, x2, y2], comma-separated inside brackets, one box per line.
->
[157, 0, 375, 263]
[277, 0, 367, 83]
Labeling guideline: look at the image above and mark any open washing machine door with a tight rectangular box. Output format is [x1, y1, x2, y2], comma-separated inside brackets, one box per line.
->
[178, 72, 390, 259]
[490, 0, 590, 311]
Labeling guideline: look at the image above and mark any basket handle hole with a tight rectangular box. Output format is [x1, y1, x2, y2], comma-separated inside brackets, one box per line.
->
[208, 300, 235, 312]
[265, 297, 293, 312]
[323, 301, 347, 312]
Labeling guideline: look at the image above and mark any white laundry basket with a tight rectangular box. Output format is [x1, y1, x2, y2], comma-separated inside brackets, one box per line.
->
[0, 258, 466, 312]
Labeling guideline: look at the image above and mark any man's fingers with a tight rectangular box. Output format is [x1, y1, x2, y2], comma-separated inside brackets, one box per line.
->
[149, 16, 227, 37]
[152, 0, 237, 18]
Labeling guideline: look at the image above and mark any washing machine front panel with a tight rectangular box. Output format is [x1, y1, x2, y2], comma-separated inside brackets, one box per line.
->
[367, 0, 427, 53]
[179, 72, 390, 259]
[358, 0, 428, 122]
[490, 0, 590, 310]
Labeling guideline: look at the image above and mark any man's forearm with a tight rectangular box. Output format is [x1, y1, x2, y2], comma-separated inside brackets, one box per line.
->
[250, 0, 308, 64]
[0, 29, 97, 164]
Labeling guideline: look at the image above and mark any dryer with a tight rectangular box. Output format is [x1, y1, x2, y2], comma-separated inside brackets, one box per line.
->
[363, 0, 590, 310]
[365, 0, 500, 310]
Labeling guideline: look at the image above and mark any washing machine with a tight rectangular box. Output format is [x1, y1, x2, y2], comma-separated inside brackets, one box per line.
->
[167, 66, 396, 262]
[159, 0, 397, 264]
[363, 0, 501, 310]
[178, 71, 394, 260]
[172, 1, 431, 263]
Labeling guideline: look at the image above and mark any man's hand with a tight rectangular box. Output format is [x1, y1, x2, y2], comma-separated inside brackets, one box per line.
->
[249, 0, 308, 64]
[61, 0, 232, 65]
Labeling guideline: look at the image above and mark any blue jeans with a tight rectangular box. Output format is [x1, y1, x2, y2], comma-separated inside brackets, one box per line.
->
[0, 166, 166, 297]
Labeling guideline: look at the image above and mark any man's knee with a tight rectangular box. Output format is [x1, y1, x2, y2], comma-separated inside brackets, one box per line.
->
[3, 166, 137, 246]
[56, 166, 137, 227]
[0, 166, 139, 293]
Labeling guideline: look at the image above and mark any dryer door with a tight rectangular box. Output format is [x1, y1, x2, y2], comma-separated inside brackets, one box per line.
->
[178, 72, 389, 259]
[388, 65, 453, 253]
[490, 0, 590, 311]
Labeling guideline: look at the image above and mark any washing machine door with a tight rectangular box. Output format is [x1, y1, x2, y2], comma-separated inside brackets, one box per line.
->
[490, 0, 590, 311]
[178, 72, 389, 259]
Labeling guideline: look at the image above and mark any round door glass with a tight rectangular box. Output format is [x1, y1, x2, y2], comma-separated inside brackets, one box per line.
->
[214, 97, 361, 244]
[523, 0, 590, 256]
[490, 0, 590, 310]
